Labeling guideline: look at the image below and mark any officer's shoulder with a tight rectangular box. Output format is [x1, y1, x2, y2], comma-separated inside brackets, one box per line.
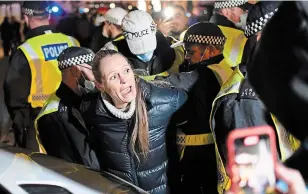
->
[80, 92, 100, 112]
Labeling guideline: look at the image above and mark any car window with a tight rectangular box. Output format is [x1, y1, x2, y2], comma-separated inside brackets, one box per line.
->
[19, 184, 72, 194]
[0, 184, 11, 194]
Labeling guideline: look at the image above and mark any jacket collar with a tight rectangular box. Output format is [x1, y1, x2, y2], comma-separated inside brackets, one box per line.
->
[189, 54, 224, 71]
[112, 33, 124, 41]
[26, 25, 56, 40]
[210, 13, 238, 29]
[56, 82, 82, 108]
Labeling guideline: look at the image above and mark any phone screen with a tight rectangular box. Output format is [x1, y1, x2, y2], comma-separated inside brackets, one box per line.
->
[233, 135, 276, 194]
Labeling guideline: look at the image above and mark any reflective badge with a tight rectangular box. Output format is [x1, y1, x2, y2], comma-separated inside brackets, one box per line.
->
[41, 43, 69, 61]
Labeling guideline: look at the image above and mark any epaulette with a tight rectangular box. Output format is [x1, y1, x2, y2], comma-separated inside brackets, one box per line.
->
[238, 79, 258, 100]
[58, 103, 68, 113]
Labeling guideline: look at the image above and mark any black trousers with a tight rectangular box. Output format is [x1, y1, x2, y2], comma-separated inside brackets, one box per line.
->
[3, 40, 11, 56]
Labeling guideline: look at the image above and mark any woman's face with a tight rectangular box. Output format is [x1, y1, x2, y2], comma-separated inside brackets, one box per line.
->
[96, 54, 137, 108]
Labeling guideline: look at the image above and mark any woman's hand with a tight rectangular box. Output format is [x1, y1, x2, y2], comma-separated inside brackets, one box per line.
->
[156, 19, 174, 37]
[275, 163, 307, 194]
[225, 163, 307, 194]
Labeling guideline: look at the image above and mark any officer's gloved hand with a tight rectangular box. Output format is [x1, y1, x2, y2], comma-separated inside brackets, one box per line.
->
[284, 138, 308, 181]
[12, 111, 27, 148]
[248, 1, 308, 141]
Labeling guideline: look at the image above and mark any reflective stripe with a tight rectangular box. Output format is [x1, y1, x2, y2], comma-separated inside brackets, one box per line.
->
[208, 62, 234, 86]
[177, 132, 214, 161]
[68, 36, 79, 46]
[271, 115, 300, 161]
[215, 81, 241, 103]
[229, 33, 246, 66]
[20, 43, 43, 94]
[209, 68, 244, 194]
[114, 35, 125, 42]
[32, 94, 50, 102]
[176, 133, 214, 146]
[219, 26, 247, 67]
[34, 93, 60, 154]
[139, 71, 169, 81]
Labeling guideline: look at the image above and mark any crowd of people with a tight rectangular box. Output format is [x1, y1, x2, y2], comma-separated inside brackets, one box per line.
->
[2, 0, 308, 194]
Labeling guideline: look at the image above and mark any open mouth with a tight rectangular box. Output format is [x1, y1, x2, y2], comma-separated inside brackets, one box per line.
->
[121, 86, 132, 95]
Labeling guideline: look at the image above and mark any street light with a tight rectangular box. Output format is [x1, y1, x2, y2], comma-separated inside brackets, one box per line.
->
[110, 3, 116, 9]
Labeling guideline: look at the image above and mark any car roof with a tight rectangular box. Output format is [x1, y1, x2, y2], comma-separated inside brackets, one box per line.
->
[0, 144, 148, 194]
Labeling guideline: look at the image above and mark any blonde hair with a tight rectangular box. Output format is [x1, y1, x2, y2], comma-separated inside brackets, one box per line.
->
[92, 49, 149, 159]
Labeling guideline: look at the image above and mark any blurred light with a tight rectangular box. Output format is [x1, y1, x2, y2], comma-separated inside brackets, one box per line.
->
[128, 5, 133, 10]
[148, 5, 152, 10]
[95, 4, 99, 8]
[163, 7, 174, 20]
[84, 8, 89, 13]
[151, 0, 161, 12]
[186, 12, 191, 17]
[137, 0, 146, 12]
[110, 3, 116, 9]
[100, 3, 104, 7]
[51, 6, 59, 13]
[244, 136, 259, 146]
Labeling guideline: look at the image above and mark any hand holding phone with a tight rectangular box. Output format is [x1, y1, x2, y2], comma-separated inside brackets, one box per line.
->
[227, 126, 277, 194]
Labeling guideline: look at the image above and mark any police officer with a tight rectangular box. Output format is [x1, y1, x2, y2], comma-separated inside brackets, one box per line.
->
[90, 7, 128, 53]
[210, 2, 300, 193]
[246, 0, 308, 185]
[4, 1, 79, 151]
[35, 47, 99, 169]
[158, 22, 234, 194]
[210, 0, 251, 67]
[103, 10, 184, 79]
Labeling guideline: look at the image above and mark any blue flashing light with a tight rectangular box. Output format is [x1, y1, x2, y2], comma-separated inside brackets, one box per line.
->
[51, 6, 59, 13]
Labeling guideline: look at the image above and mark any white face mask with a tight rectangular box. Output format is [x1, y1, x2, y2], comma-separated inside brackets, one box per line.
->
[235, 12, 248, 30]
[76, 73, 96, 96]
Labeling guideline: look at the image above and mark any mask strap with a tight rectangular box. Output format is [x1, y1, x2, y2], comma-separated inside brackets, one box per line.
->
[199, 47, 207, 63]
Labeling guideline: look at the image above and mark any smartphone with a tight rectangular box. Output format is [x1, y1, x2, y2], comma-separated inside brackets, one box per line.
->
[227, 126, 277, 194]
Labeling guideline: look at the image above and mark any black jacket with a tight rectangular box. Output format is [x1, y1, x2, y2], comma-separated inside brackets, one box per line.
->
[80, 80, 187, 194]
[37, 83, 99, 169]
[90, 24, 111, 53]
[156, 55, 224, 194]
[159, 55, 223, 133]
[110, 32, 176, 75]
[212, 76, 275, 164]
[4, 25, 56, 151]
[247, 1, 308, 142]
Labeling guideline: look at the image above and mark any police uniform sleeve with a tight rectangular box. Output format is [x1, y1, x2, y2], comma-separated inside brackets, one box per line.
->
[4, 49, 32, 145]
[37, 113, 79, 163]
[156, 70, 199, 92]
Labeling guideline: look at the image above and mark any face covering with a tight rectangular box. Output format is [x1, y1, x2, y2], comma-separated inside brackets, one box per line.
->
[235, 12, 248, 30]
[136, 51, 154, 62]
[76, 74, 96, 96]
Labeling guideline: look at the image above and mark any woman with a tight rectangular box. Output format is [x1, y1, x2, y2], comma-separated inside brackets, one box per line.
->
[81, 49, 187, 194]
